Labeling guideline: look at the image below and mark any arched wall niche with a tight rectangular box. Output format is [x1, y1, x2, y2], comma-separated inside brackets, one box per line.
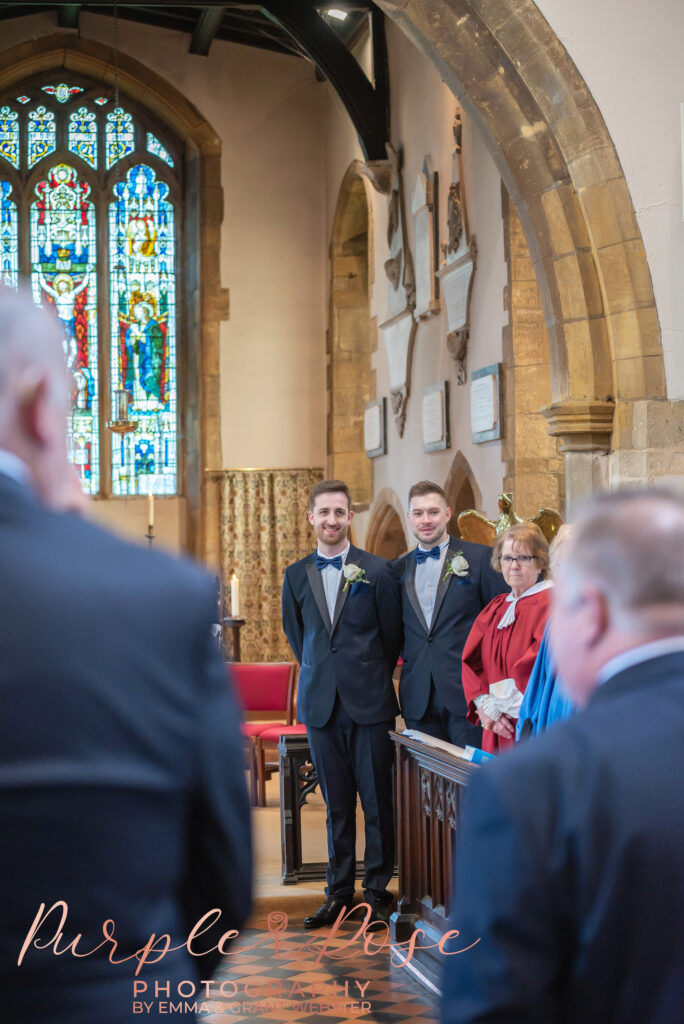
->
[366, 486, 410, 560]
[328, 160, 376, 508]
[377, 0, 670, 507]
[444, 452, 482, 538]
[0, 32, 227, 565]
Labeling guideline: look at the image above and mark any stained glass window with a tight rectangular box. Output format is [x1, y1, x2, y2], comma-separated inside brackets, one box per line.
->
[31, 163, 99, 494]
[146, 132, 174, 168]
[109, 164, 177, 495]
[28, 106, 56, 167]
[0, 106, 19, 168]
[68, 107, 98, 169]
[105, 108, 135, 169]
[0, 181, 18, 287]
[43, 84, 84, 103]
[0, 79, 180, 498]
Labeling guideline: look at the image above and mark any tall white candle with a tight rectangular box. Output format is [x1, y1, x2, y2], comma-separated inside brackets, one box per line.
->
[230, 574, 240, 618]
[148, 493, 154, 530]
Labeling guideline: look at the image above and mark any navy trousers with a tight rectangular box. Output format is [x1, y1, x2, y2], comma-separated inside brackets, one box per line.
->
[307, 699, 395, 902]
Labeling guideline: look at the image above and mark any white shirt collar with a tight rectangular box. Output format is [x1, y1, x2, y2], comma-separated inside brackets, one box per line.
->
[497, 579, 553, 629]
[417, 537, 450, 552]
[0, 448, 31, 487]
[316, 542, 350, 564]
[598, 636, 684, 685]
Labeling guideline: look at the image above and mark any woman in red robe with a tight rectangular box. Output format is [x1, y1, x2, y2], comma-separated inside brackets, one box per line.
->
[462, 523, 552, 753]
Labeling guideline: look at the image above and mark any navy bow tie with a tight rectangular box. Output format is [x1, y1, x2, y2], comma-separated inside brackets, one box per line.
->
[415, 545, 441, 565]
[316, 553, 343, 571]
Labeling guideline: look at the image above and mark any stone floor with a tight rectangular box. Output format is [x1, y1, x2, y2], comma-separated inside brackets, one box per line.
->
[198, 774, 439, 1024]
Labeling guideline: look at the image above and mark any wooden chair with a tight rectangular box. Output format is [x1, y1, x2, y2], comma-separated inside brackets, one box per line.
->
[230, 662, 299, 806]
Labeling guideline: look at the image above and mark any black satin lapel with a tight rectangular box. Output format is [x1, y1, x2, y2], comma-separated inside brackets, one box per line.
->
[429, 540, 457, 633]
[330, 576, 350, 635]
[405, 555, 429, 634]
[306, 561, 332, 633]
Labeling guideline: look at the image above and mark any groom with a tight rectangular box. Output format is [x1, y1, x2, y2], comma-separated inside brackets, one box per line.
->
[282, 479, 402, 929]
[395, 480, 507, 747]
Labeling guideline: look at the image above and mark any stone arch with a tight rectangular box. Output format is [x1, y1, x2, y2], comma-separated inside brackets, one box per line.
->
[444, 452, 483, 538]
[0, 33, 227, 564]
[328, 160, 376, 506]
[366, 487, 410, 559]
[377, 0, 665, 474]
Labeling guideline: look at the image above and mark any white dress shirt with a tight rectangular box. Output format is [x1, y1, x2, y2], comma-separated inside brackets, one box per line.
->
[415, 537, 450, 629]
[317, 542, 350, 621]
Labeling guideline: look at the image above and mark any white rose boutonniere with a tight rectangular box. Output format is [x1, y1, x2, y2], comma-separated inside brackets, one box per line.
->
[442, 550, 470, 582]
[343, 563, 370, 592]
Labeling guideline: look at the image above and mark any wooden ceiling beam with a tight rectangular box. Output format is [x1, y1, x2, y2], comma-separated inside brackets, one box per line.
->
[57, 4, 81, 28]
[189, 6, 225, 55]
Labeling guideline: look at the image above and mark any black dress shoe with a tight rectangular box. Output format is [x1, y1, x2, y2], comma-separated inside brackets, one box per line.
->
[366, 899, 392, 930]
[303, 897, 354, 930]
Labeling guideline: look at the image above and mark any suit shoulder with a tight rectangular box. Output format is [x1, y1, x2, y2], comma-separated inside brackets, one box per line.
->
[356, 549, 394, 574]
[458, 539, 494, 561]
[391, 550, 413, 575]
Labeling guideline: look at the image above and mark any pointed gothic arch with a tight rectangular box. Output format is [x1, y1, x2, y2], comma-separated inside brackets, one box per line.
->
[328, 160, 376, 506]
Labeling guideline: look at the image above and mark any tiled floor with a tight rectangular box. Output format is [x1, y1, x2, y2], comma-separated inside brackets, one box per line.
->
[195, 773, 439, 1024]
[199, 921, 439, 1024]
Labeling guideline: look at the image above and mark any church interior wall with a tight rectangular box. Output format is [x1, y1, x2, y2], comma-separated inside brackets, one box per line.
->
[324, 21, 509, 546]
[4, 2, 683, 557]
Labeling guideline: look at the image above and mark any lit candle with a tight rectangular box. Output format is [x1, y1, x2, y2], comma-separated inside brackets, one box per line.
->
[230, 574, 240, 618]
[148, 493, 154, 530]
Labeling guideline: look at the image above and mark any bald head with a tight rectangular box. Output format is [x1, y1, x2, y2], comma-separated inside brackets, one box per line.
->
[0, 285, 71, 500]
[0, 284, 66, 409]
[561, 490, 684, 623]
[551, 489, 684, 704]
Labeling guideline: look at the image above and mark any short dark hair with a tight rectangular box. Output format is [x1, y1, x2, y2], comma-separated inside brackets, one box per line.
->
[309, 479, 351, 512]
[408, 480, 447, 507]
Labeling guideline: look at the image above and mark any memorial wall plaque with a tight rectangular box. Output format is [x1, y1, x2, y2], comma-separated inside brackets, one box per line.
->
[412, 157, 439, 319]
[470, 363, 503, 443]
[379, 308, 417, 438]
[422, 381, 450, 452]
[364, 398, 387, 458]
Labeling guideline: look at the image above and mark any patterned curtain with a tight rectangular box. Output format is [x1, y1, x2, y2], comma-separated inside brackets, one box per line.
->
[220, 468, 324, 662]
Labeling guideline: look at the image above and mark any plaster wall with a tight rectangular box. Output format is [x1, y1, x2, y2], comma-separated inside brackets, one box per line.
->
[325, 21, 508, 536]
[534, 0, 684, 400]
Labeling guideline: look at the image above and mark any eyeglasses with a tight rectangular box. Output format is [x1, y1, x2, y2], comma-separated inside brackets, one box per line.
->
[499, 554, 535, 566]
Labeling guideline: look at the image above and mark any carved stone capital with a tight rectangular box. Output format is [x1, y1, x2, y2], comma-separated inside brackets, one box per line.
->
[360, 159, 394, 195]
[541, 400, 615, 452]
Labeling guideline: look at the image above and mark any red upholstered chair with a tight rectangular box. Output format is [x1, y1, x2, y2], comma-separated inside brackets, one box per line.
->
[254, 722, 308, 806]
[230, 662, 297, 806]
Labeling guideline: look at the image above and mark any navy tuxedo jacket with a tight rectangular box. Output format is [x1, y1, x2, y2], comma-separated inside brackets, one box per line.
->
[0, 474, 251, 1024]
[441, 651, 684, 1024]
[394, 537, 507, 720]
[282, 544, 402, 728]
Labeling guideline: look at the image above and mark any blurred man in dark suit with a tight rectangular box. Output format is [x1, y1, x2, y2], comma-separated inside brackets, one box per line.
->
[395, 481, 506, 747]
[441, 489, 684, 1024]
[282, 479, 402, 929]
[0, 286, 252, 1023]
